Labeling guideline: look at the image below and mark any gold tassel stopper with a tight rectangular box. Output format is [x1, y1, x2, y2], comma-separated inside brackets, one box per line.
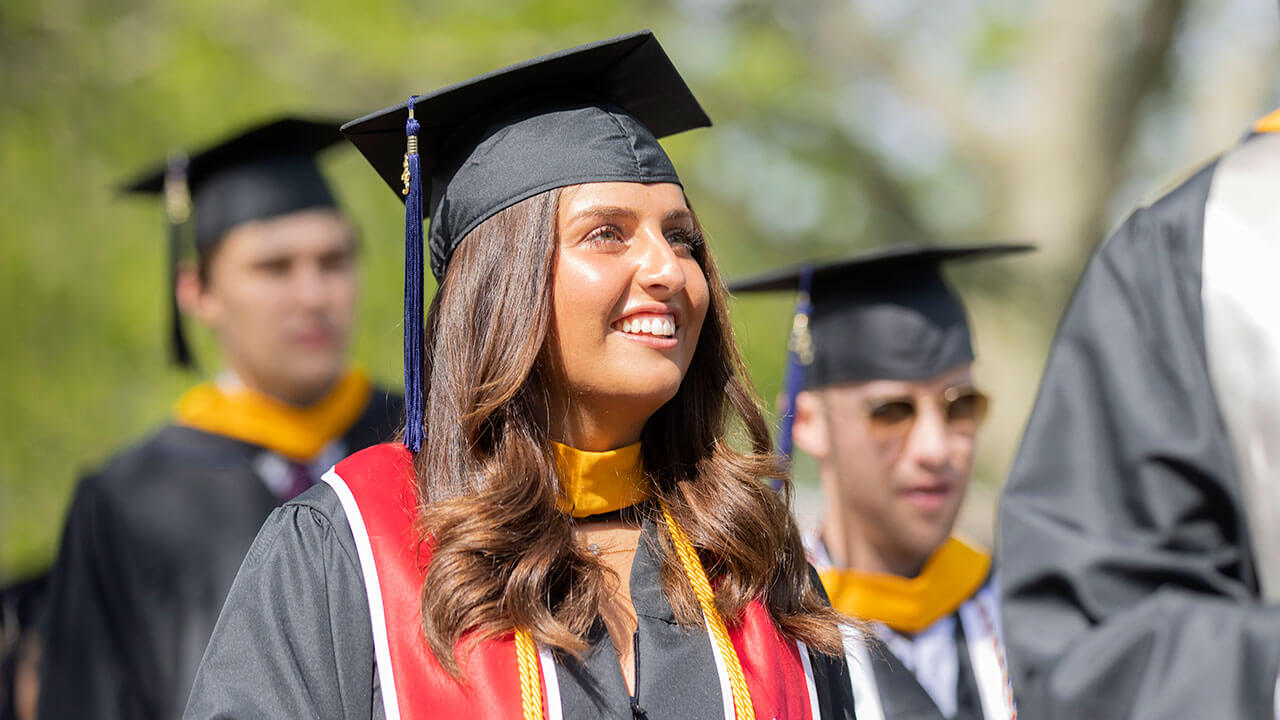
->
[402, 104, 417, 196]
[787, 290, 814, 366]
[164, 151, 192, 224]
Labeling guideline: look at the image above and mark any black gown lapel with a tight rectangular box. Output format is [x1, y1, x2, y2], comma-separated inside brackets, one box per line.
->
[868, 634, 948, 720]
[952, 614, 986, 720]
[556, 517, 726, 720]
[555, 619, 634, 720]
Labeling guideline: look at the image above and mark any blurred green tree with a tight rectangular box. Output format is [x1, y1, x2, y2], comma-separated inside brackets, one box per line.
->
[1, 0, 1276, 579]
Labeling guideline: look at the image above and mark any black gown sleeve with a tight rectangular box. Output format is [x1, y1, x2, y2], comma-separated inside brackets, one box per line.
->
[183, 485, 381, 720]
[998, 164, 1280, 719]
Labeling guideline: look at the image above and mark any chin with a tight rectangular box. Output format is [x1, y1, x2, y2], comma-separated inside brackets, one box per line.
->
[910, 529, 953, 561]
[622, 368, 686, 402]
[278, 365, 347, 404]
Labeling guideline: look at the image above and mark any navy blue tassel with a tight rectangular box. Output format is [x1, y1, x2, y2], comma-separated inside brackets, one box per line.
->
[776, 265, 814, 471]
[402, 97, 426, 452]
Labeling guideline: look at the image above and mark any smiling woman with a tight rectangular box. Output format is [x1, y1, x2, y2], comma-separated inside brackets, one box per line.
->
[184, 32, 856, 720]
[547, 182, 709, 451]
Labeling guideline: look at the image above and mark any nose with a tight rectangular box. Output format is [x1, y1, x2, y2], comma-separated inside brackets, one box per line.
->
[634, 225, 686, 298]
[294, 260, 328, 310]
[904, 401, 951, 472]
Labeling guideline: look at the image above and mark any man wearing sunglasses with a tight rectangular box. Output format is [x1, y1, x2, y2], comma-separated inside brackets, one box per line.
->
[731, 244, 1030, 720]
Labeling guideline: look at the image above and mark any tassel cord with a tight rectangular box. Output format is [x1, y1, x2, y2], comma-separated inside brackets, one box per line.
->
[403, 98, 425, 452]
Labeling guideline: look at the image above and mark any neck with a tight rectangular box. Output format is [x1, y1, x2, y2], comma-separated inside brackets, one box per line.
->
[218, 364, 340, 407]
[547, 394, 651, 452]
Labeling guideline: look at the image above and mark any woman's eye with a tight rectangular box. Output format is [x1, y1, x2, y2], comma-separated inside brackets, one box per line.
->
[585, 226, 625, 247]
[667, 229, 702, 253]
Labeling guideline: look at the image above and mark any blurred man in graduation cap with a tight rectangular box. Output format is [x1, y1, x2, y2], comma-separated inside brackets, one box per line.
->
[999, 111, 1280, 718]
[38, 117, 402, 720]
[730, 244, 1029, 720]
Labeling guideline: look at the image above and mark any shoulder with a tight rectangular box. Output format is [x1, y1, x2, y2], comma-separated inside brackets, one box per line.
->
[326, 443, 416, 511]
[245, 482, 362, 572]
[332, 442, 413, 481]
[70, 425, 266, 546]
[321, 443, 419, 557]
[1096, 157, 1218, 285]
[85, 424, 256, 495]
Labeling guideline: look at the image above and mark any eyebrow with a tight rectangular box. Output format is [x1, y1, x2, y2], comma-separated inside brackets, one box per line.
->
[568, 206, 638, 224]
[566, 206, 695, 225]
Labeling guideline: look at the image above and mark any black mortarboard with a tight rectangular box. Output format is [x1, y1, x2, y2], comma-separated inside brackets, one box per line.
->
[341, 30, 710, 452]
[121, 117, 345, 367]
[729, 243, 1033, 458]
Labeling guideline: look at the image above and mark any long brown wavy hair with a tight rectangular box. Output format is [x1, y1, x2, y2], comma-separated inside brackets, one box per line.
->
[413, 185, 843, 674]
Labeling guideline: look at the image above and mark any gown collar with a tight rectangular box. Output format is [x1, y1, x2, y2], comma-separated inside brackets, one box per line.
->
[551, 441, 650, 518]
[174, 368, 372, 462]
[818, 535, 991, 635]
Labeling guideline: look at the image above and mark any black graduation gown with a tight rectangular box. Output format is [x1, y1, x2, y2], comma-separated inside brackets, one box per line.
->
[998, 129, 1280, 719]
[37, 389, 402, 720]
[184, 485, 857, 719]
[866, 621, 986, 720]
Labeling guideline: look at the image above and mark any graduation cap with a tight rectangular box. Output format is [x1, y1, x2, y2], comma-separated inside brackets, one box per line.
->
[121, 117, 346, 368]
[728, 243, 1033, 460]
[340, 30, 710, 452]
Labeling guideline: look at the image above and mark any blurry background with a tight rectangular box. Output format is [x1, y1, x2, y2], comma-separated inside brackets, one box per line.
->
[2, 0, 1278, 582]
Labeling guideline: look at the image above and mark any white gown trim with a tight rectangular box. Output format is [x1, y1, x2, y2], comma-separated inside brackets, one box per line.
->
[323, 468, 403, 720]
[1202, 131, 1280, 603]
[841, 624, 887, 720]
[956, 582, 1014, 720]
[537, 645, 564, 720]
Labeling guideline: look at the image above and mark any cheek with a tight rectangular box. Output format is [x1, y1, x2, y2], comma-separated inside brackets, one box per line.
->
[835, 430, 895, 499]
[220, 279, 287, 338]
[330, 275, 359, 315]
[950, 436, 977, 472]
[553, 256, 623, 343]
[682, 264, 711, 340]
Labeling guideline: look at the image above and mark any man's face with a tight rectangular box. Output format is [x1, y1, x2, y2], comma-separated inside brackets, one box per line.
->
[191, 207, 358, 405]
[795, 364, 982, 574]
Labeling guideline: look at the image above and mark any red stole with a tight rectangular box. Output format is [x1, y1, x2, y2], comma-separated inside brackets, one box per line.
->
[328, 443, 819, 719]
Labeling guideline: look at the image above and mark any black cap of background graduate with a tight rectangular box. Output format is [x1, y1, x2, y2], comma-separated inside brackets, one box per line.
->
[340, 30, 710, 452]
[121, 117, 345, 368]
[728, 243, 1033, 460]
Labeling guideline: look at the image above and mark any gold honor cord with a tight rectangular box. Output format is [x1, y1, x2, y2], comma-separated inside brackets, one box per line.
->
[511, 505, 755, 720]
[514, 629, 542, 720]
[661, 502, 756, 720]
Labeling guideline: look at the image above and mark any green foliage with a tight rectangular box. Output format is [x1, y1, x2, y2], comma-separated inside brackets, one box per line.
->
[0, 0, 805, 580]
[6, 0, 1258, 579]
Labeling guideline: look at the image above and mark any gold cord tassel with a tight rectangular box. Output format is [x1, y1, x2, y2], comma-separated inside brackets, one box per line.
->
[661, 501, 756, 720]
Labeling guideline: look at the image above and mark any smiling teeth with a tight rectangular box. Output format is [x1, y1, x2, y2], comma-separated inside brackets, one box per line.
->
[620, 317, 675, 337]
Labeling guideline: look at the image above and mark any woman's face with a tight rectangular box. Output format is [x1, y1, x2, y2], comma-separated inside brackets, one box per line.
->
[547, 182, 710, 448]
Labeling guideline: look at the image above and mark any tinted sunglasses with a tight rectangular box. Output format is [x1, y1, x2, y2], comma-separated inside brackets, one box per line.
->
[865, 386, 989, 437]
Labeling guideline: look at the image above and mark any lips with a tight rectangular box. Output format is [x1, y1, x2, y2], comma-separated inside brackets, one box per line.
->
[293, 326, 337, 347]
[899, 480, 954, 511]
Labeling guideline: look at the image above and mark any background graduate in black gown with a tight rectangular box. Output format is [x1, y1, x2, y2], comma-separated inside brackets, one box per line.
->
[38, 118, 402, 720]
[999, 110, 1280, 719]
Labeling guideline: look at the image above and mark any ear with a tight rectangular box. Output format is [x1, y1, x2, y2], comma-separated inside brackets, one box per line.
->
[175, 261, 220, 329]
[791, 390, 831, 459]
